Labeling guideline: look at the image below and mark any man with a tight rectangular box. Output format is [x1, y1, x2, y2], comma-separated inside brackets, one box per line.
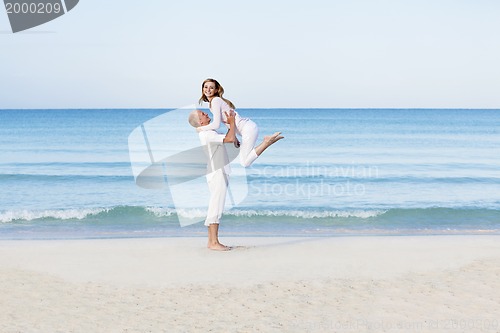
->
[188, 109, 237, 250]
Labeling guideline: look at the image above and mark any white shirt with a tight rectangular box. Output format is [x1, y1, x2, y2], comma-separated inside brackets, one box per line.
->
[198, 97, 248, 134]
[198, 130, 231, 181]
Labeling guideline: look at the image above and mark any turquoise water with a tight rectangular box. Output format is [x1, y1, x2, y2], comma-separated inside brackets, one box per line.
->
[1, 109, 499, 239]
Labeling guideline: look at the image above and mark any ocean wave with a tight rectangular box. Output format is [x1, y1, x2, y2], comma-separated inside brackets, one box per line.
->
[247, 175, 500, 184]
[2, 206, 500, 229]
[145, 207, 177, 217]
[2, 172, 500, 189]
[143, 207, 385, 219]
[0, 208, 110, 223]
[0, 206, 385, 223]
[225, 209, 385, 219]
[0, 174, 133, 182]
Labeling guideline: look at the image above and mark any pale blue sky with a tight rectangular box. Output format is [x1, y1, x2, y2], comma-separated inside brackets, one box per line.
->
[1, 0, 499, 108]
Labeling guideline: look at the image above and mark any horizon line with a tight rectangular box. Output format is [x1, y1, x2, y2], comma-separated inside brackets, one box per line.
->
[1, 107, 500, 111]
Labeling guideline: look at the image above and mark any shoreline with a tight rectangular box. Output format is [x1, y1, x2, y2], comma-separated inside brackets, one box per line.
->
[1, 235, 499, 332]
[1, 228, 499, 241]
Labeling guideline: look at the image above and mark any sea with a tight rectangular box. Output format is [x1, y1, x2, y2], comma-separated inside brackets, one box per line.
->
[1, 108, 499, 239]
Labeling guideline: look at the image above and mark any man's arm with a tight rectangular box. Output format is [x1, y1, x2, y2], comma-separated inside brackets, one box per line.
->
[223, 111, 236, 143]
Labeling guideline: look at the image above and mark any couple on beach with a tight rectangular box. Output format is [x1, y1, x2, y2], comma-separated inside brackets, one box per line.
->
[188, 79, 284, 250]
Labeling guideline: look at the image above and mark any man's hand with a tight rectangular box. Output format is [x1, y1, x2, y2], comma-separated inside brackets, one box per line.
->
[224, 110, 236, 125]
[234, 138, 241, 148]
[222, 110, 237, 144]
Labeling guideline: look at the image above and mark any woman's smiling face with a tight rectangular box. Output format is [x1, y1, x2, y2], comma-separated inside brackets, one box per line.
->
[203, 81, 217, 99]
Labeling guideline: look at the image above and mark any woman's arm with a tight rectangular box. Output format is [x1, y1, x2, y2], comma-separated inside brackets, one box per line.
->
[197, 97, 223, 131]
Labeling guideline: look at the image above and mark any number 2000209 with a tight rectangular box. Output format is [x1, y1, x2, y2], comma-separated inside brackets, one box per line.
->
[5, 2, 62, 14]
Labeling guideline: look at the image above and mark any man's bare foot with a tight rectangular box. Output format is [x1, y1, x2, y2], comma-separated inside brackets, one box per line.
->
[263, 132, 284, 146]
[207, 242, 231, 251]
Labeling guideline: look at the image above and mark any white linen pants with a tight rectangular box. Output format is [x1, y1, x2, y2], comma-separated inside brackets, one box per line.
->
[238, 120, 259, 167]
[204, 170, 229, 226]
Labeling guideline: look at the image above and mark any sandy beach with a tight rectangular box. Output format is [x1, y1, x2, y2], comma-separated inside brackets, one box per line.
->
[0, 236, 499, 333]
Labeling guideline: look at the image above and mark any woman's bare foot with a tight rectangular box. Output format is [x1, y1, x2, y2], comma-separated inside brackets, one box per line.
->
[263, 132, 284, 146]
[255, 132, 284, 156]
[207, 242, 231, 251]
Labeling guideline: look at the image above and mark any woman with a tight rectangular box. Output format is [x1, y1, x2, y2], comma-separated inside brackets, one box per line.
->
[197, 78, 283, 167]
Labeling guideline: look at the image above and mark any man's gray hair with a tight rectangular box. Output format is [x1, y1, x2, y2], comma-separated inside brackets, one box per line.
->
[188, 110, 200, 128]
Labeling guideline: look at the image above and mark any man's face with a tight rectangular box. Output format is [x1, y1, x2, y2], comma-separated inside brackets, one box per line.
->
[197, 110, 211, 126]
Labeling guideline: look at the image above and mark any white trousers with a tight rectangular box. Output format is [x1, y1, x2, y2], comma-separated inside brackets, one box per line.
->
[238, 120, 259, 167]
[204, 170, 229, 226]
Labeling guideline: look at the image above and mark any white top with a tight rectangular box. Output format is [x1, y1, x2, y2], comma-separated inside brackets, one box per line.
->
[198, 130, 231, 181]
[198, 97, 248, 134]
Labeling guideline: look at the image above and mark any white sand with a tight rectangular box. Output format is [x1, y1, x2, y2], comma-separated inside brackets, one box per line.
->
[0, 236, 499, 332]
